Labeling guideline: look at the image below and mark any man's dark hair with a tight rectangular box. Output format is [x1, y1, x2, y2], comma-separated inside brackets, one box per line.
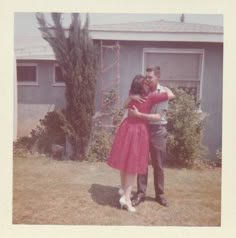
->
[146, 66, 160, 77]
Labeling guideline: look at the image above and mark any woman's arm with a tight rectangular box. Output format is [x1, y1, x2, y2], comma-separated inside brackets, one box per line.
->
[165, 87, 175, 100]
[129, 105, 161, 121]
[149, 92, 169, 104]
[149, 88, 175, 105]
[123, 95, 147, 108]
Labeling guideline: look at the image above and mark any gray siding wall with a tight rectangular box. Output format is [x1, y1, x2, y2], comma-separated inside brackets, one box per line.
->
[17, 60, 66, 106]
[17, 60, 66, 137]
[200, 44, 223, 159]
[17, 41, 223, 160]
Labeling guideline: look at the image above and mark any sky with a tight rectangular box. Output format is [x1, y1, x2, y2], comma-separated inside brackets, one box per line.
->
[14, 13, 223, 38]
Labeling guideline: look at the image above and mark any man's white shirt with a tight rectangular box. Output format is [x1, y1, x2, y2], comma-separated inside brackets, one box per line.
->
[149, 84, 169, 125]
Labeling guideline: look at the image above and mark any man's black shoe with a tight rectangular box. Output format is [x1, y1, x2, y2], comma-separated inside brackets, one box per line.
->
[156, 197, 169, 207]
[131, 195, 145, 207]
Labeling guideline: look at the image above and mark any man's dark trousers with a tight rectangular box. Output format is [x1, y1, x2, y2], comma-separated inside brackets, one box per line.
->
[137, 124, 167, 200]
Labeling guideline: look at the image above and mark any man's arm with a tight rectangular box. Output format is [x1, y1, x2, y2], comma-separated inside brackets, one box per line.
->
[129, 105, 162, 122]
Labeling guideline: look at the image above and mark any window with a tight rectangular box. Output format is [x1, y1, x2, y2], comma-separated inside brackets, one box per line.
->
[17, 63, 38, 85]
[143, 48, 205, 100]
[53, 64, 65, 86]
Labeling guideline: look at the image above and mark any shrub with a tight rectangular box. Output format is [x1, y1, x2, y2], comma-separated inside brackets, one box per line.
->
[167, 88, 207, 167]
[36, 110, 66, 153]
[86, 129, 112, 162]
[103, 88, 118, 113]
[112, 107, 125, 127]
[214, 148, 222, 167]
[13, 136, 36, 155]
[14, 110, 66, 155]
[216, 148, 222, 161]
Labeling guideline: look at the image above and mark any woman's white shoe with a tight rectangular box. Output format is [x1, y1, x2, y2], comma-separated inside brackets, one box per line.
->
[119, 197, 136, 212]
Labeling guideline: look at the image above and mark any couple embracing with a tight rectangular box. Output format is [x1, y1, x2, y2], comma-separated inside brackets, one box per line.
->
[107, 66, 175, 212]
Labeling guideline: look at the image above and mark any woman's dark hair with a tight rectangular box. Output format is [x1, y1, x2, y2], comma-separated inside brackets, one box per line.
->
[129, 74, 146, 95]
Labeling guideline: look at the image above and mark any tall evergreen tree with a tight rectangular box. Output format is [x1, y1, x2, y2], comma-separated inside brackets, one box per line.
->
[36, 13, 98, 160]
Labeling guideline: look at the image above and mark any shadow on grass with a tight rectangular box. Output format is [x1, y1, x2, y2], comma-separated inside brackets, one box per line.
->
[88, 184, 157, 208]
[88, 184, 121, 208]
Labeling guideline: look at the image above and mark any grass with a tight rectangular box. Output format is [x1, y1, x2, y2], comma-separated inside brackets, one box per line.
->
[13, 153, 221, 226]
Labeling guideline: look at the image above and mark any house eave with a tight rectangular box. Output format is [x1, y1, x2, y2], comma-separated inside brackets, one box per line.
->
[16, 55, 56, 60]
[90, 31, 223, 43]
[15, 28, 223, 59]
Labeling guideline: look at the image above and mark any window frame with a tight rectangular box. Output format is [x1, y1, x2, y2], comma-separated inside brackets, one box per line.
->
[142, 48, 205, 100]
[53, 63, 65, 86]
[17, 63, 39, 86]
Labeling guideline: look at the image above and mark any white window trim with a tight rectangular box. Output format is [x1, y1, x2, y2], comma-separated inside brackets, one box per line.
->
[142, 48, 205, 101]
[17, 63, 39, 86]
[53, 63, 65, 86]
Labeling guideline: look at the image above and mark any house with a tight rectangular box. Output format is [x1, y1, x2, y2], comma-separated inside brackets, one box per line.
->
[14, 20, 223, 159]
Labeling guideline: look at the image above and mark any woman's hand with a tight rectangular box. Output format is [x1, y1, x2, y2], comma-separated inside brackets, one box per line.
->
[129, 105, 141, 117]
[129, 105, 161, 121]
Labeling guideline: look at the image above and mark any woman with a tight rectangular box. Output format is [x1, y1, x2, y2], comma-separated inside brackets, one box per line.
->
[107, 74, 174, 212]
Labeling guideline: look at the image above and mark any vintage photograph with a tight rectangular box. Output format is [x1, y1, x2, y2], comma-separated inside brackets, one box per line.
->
[13, 12, 223, 226]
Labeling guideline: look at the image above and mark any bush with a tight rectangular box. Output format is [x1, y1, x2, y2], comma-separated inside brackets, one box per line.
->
[112, 107, 125, 127]
[86, 129, 112, 162]
[167, 88, 207, 167]
[14, 110, 66, 155]
[14, 136, 36, 155]
[216, 148, 222, 161]
[36, 110, 66, 153]
[214, 148, 222, 167]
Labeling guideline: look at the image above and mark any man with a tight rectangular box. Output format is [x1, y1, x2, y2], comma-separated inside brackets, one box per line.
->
[129, 66, 174, 207]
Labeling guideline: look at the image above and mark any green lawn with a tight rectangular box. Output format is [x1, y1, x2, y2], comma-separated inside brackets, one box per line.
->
[13, 154, 221, 226]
